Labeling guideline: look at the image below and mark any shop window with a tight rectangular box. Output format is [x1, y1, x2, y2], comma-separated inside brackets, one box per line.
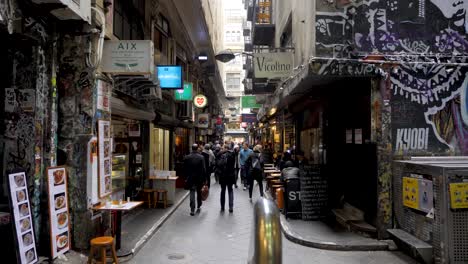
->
[113, 0, 144, 40]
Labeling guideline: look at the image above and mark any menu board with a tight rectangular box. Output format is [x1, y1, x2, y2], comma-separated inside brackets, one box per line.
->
[449, 182, 468, 209]
[46, 167, 71, 258]
[300, 166, 328, 220]
[98, 120, 112, 198]
[8, 172, 38, 264]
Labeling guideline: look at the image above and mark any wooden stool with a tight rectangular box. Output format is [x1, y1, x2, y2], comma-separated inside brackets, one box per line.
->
[276, 188, 284, 210]
[155, 189, 168, 209]
[143, 189, 156, 208]
[271, 184, 283, 199]
[88, 236, 118, 264]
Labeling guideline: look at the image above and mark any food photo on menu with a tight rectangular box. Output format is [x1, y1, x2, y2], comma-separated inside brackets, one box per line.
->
[54, 193, 66, 210]
[104, 124, 110, 138]
[56, 212, 68, 230]
[56, 231, 69, 250]
[104, 140, 110, 158]
[19, 203, 30, 217]
[105, 176, 111, 193]
[53, 169, 65, 186]
[20, 218, 31, 233]
[25, 248, 36, 263]
[17, 190, 26, 203]
[15, 174, 26, 188]
[22, 231, 33, 247]
[104, 159, 111, 175]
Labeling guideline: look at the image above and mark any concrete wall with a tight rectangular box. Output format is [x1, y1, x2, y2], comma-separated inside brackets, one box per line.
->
[315, 0, 468, 157]
[273, 0, 316, 66]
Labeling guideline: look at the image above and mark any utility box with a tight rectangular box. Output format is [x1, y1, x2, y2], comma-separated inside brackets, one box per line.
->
[393, 157, 468, 264]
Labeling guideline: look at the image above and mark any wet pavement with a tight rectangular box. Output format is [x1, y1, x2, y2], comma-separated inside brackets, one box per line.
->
[130, 177, 418, 264]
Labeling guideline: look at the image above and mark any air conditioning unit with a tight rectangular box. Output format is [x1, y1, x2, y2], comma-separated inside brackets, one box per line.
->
[139, 86, 162, 101]
[32, 0, 91, 23]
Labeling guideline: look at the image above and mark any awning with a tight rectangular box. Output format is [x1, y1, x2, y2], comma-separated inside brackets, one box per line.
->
[111, 96, 155, 121]
[154, 112, 194, 129]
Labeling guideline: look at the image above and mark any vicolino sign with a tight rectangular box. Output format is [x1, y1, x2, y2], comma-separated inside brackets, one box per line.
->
[254, 52, 293, 78]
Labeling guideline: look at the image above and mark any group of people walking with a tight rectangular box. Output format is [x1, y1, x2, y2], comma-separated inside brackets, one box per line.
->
[183, 142, 265, 216]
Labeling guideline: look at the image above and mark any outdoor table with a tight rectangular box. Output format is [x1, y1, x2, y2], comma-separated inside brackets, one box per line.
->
[93, 201, 143, 256]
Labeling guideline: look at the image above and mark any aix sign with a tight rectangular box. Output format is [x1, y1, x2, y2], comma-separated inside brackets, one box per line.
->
[102, 40, 154, 75]
[254, 52, 293, 78]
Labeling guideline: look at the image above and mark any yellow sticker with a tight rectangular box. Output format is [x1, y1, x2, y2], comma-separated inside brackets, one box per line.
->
[449, 182, 468, 209]
[403, 177, 419, 209]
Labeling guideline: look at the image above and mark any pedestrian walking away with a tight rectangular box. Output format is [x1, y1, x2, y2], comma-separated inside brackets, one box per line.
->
[201, 144, 215, 188]
[184, 144, 206, 216]
[233, 144, 240, 188]
[239, 142, 253, 190]
[218, 145, 236, 213]
[246, 144, 264, 201]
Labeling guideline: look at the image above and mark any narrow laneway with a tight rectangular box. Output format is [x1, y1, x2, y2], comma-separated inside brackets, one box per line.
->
[130, 176, 417, 264]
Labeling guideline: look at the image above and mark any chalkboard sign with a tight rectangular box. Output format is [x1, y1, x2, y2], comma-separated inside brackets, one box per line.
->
[300, 165, 328, 220]
[284, 177, 301, 218]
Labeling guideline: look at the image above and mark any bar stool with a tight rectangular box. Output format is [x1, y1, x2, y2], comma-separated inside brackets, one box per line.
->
[143, 189, 156, 208]
[155, 189, 168, 209]
[276, 188, 285, 211]
[88, 236, 118, 264]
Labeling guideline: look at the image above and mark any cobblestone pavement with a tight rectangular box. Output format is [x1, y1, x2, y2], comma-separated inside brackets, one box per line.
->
[130, 178, 417, 264]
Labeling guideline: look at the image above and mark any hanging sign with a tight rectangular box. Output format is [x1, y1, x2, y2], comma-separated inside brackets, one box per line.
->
[241, 96, 262, 108]
[98, 120, 112, 198]
[175, 82, 193, 101]
[196, 113, 210, 128]
[193, 94, 208, 108]
[8, 172, 38, 264]
[254, 52, 293, 78]
[46, 167, 71, 258]
[102, 40, 154, 74]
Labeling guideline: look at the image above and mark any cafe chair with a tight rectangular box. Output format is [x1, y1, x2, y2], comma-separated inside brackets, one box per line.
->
[88, 236, 118, 264]
[155, 189, 168, 209]
[143, 189, 156, 208]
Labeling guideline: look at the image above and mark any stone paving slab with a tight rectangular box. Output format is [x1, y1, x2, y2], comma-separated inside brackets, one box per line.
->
[130, 177, 418, 264]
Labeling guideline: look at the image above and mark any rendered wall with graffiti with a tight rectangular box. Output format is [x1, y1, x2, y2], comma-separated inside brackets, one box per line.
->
[316, 0, 468, 156]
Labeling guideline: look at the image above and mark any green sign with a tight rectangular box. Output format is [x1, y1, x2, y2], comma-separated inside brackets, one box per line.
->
[241, 96, 262, 108]
[175, 82, 193, 101]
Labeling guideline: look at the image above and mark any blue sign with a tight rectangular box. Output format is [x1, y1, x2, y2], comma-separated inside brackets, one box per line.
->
[157, 66, 183, 89]
[242, 114, 257, 123]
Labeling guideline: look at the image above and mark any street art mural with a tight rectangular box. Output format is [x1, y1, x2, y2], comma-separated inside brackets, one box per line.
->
[316, 0, 468, 155]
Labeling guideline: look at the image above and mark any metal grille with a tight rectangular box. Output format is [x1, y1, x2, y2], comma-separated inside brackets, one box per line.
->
[451, 211, 468, 263]
[433, 177, 442, 262]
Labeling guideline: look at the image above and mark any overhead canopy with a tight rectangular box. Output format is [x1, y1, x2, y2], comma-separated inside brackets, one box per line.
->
[111, 96, 156, 121]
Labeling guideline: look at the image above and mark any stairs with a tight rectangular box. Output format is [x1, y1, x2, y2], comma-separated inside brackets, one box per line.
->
[387, 229, 433, 264]
[332, 203, 377, 237]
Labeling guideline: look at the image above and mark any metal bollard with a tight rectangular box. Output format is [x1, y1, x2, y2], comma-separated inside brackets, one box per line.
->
[248, 198, 282, 264]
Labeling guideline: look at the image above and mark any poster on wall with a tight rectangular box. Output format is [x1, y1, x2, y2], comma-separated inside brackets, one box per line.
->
[97, 80, 111, 112]
[87, 137, 99, 206]
[418, 179, 434, 213]
[449, 182, 468, 209]
[196, 114, 210, 128]
[8, 172, 38, 264]
[128, 123, 140, 137]
[98, 120, 112, 198]
[46, 167, 71, 258]
[403, 177, 419, 210]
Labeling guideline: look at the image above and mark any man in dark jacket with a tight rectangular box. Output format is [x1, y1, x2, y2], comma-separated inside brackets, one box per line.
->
[246, 145, 264, 201]
[184, 144, 206, 216]
[219, 145, 236, 212]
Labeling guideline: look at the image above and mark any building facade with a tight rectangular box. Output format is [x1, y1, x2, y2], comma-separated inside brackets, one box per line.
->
[0, 0, 223, 258]
[246, 0, 468, 243]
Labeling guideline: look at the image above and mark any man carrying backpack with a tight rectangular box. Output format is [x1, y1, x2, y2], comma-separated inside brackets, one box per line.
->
[219, 145, 236, 213]
[246, 144, 264, 201]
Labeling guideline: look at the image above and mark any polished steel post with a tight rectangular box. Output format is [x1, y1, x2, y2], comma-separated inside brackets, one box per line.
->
[248, 198, 282, 264]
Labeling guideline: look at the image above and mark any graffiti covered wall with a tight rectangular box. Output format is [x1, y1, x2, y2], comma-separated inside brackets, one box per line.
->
[316, 0, 468, 155]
